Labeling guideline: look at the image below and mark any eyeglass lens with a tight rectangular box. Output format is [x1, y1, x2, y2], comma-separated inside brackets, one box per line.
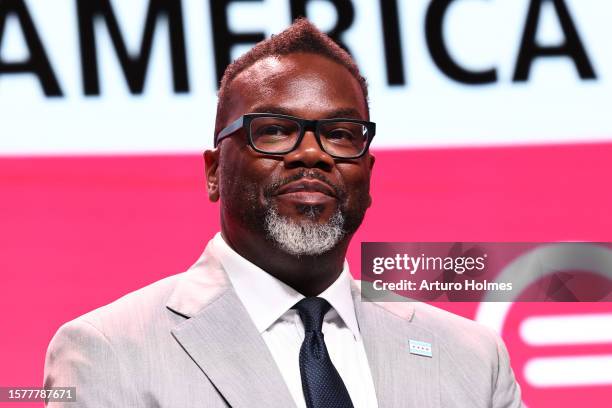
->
[249, 117, 368, 157]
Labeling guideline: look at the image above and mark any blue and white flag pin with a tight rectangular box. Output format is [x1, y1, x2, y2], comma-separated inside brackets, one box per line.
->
[409, 339, 432, 357]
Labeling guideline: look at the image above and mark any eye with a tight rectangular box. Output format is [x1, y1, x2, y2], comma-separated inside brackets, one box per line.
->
[327, 128, 354, 140]
[325, 128, 357, 145]
[262, 125, 287, 136]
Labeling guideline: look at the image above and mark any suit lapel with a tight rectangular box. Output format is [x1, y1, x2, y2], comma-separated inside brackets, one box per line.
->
[166, 244, 295, 408]
[171, 289, 295, 408]
[353, 285, 440, 408]
[166, 242, 441, 408]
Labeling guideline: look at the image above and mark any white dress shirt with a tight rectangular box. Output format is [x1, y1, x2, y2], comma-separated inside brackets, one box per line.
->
[212, 233, 379, 408]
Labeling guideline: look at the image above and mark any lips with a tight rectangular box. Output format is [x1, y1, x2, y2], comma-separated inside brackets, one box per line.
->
[275, 179, 337, 198]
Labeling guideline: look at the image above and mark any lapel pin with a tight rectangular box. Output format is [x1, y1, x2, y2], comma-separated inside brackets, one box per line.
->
[409, 339, 433, 358]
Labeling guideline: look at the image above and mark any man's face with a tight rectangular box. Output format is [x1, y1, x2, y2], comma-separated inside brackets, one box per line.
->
[207, 52, 374, 254]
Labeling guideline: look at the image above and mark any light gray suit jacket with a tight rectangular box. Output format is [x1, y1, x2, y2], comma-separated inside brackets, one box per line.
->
[44, 243, 523, 407]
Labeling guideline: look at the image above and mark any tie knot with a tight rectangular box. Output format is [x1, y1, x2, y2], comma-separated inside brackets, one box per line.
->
[293, 297, 331, 332]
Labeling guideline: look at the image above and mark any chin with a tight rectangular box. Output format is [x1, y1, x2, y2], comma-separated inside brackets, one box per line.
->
[295, 204, 332, 221]
[264, 206, 346, 256]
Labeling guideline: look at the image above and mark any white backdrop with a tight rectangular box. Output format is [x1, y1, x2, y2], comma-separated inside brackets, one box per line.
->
[0, 0, 610, 154]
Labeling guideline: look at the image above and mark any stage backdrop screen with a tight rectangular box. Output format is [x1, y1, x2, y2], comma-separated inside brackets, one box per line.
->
[1, 1, 611, 407]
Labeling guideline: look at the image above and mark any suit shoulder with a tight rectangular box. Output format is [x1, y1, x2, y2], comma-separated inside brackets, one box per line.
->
[356, 280, 498, 350]
[64, 273, 185, 337]
[414, 302, 494, 338]
[373, 300, 500, 356]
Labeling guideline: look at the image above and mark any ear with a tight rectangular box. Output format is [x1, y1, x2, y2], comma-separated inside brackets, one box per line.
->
[368, 152, 376, 171]
[204, 149, 220, 202]
[366, 152, 375, 208]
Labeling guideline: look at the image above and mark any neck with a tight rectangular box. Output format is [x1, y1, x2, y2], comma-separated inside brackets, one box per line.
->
[221, 224, 350, 296]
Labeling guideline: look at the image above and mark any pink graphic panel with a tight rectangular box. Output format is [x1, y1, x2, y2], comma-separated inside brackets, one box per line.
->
[1, 144, 612, 407]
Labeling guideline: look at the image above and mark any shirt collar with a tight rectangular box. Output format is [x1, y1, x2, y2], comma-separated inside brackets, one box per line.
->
[212, 233, 360, 340]
[317, 260, 361, 341]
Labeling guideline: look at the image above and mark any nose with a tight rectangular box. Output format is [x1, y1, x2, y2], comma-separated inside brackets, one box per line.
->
[283, 130, 334, 171]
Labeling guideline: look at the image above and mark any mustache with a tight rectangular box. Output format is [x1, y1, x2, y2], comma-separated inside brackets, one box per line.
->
[264, 170, 345, 200]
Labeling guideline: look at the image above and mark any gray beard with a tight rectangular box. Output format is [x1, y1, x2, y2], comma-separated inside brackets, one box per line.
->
[264, 206, 346, 256]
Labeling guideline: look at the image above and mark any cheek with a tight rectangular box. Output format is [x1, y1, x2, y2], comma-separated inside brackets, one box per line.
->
[219, 149, 248, 200]
[338, 165, 372, 203]
[218, 149, 277, 202]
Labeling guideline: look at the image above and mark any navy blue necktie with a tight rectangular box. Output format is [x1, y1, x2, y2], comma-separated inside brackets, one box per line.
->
[293, 297, 355, 408]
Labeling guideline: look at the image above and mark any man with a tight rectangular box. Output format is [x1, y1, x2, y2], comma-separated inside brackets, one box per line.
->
[44, 19, 523, 407]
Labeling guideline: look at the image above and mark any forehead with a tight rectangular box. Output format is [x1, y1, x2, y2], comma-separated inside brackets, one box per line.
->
[224, 53, 367, 122]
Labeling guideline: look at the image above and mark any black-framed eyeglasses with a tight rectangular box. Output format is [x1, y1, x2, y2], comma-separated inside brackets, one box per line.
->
[215, 113, 376, 159]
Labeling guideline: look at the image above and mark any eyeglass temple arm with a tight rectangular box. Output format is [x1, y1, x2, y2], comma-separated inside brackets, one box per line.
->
[215, 116, 245, 147]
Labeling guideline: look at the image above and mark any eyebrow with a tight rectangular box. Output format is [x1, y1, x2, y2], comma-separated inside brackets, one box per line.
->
[249, 105, 365, 120]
